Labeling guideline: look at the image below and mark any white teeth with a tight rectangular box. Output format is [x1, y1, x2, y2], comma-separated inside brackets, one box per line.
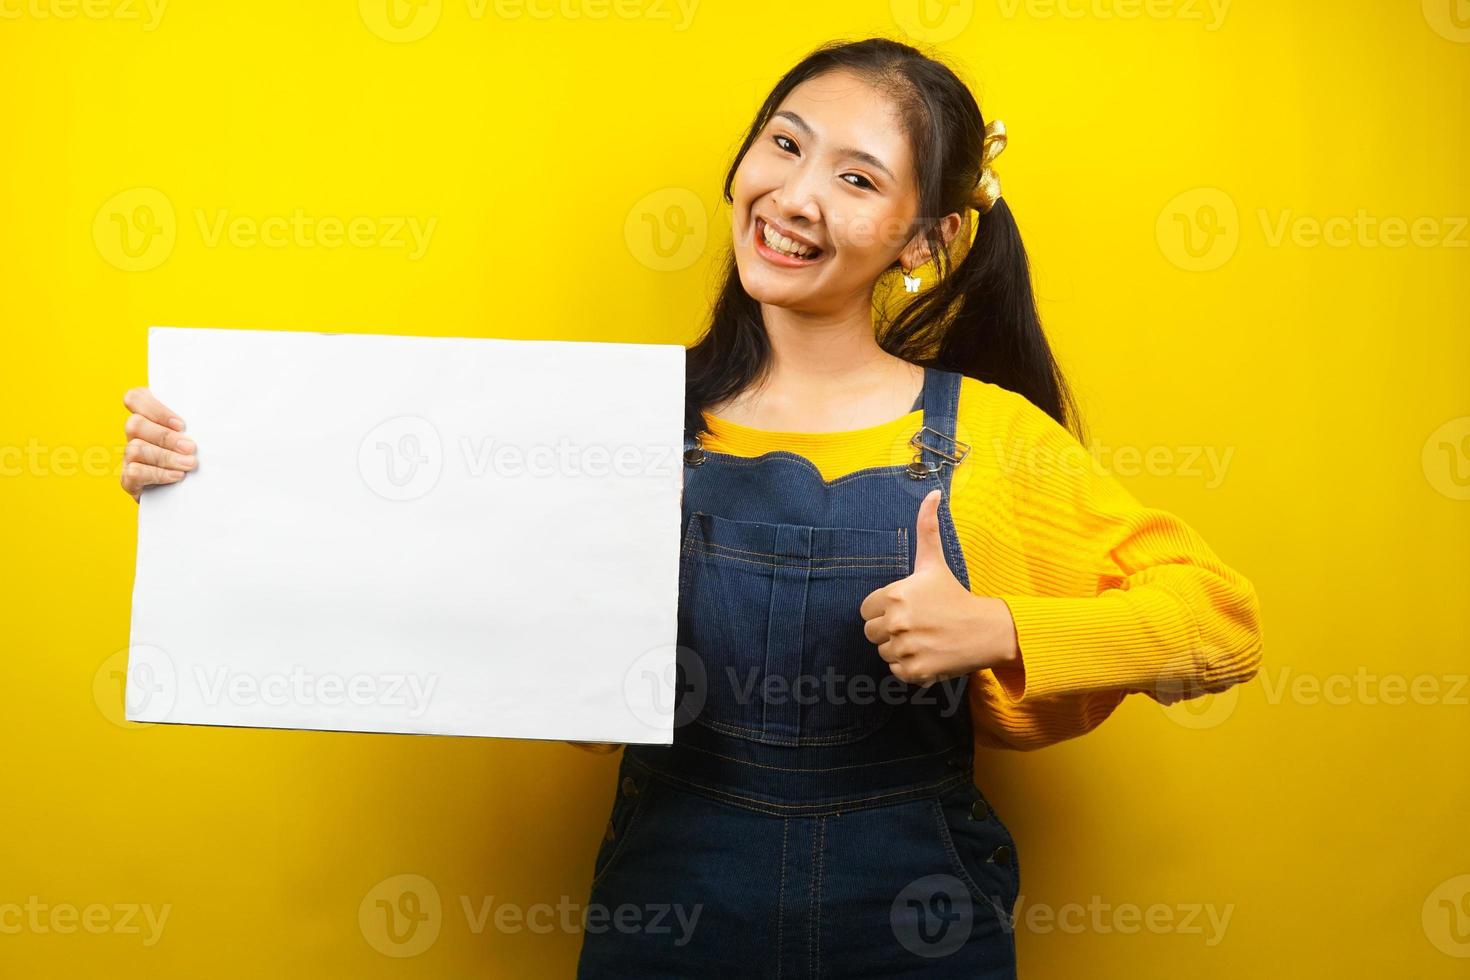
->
[761, 220, 816, 258]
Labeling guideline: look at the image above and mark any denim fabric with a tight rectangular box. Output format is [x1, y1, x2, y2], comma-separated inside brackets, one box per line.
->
[577, 367, 1021, 978]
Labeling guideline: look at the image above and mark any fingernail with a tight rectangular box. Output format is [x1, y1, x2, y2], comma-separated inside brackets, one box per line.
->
[180, 455, 197, 466]
[177, 438, 196, 453]
[169, 417, 185, 430]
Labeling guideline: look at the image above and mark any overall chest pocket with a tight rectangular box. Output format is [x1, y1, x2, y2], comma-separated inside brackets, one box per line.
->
[676, 510, 912, 746]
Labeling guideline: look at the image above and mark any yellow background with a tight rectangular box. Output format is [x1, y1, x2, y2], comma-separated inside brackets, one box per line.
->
[3, 0, 1468, 975]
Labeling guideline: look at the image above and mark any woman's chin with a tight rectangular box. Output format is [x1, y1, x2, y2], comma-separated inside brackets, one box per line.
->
[737, 260, 833, 308]
[740, 276, 810, 309]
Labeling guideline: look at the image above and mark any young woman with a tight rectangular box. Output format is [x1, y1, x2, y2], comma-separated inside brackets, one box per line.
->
[569, 37, 1262, 978]
[119, 36, 1263, 978]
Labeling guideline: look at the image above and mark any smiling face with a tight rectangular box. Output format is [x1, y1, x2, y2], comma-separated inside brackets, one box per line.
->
[731, 69, 956, 315]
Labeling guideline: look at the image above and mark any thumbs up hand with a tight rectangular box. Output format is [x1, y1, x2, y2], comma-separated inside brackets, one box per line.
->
[859, 489, 1021, 687]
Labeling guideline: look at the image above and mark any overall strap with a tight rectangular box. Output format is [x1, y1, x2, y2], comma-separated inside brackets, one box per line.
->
[908, 366, 969, 481]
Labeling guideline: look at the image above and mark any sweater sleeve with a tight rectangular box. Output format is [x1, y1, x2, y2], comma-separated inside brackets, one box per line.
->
[954, 387, 1265, 750]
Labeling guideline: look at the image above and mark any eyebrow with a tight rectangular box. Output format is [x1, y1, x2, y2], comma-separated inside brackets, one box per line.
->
[771, 110, 896, 182]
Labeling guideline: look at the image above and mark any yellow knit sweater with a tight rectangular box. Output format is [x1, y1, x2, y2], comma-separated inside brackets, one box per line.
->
[695, 375, 1265, 752]
[687, 373, 1264, 752]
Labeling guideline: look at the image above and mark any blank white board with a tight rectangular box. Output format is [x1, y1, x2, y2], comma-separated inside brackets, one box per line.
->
[127, 326, 684, 744]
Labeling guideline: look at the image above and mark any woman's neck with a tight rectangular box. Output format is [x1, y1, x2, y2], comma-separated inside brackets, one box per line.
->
[705, 305, 923, 431]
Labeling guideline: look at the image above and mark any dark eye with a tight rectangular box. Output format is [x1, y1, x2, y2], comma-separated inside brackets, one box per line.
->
[773, 134, 797, 153]
[842, 174, 875, 190]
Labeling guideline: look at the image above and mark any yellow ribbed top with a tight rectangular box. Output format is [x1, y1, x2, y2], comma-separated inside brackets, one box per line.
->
[698, 375, 1265, 752]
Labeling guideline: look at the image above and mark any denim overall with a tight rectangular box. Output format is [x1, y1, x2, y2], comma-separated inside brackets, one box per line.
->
[576, 366, 1022, 978]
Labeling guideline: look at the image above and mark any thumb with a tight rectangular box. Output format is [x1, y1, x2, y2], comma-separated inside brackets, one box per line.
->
[912, 488, 946, 574]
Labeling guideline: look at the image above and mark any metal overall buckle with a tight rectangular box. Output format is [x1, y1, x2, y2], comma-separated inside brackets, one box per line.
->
[905, 424, 970, 480]
[683, 431, 706, 466]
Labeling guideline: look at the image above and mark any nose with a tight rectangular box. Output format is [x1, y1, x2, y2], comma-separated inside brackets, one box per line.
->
[770, 165, 823, 227]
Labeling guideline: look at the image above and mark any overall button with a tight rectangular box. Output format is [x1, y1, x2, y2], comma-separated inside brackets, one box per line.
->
[969, 798, 990, 821]
[621, 776, 640, 798]
[989, 844, 1013, 866]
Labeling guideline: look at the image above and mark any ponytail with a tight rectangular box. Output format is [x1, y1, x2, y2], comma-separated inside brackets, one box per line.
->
[883, 197, 1086, 444]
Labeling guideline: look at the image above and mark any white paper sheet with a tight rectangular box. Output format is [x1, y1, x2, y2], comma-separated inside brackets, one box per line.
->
[126, 326, 684, 744]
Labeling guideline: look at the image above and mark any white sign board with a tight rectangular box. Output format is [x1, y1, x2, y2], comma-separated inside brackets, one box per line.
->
[126, 326, 683, 744]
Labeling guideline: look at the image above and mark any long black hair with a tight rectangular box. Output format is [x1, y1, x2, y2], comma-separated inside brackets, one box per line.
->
[684, 36, 1086, 446]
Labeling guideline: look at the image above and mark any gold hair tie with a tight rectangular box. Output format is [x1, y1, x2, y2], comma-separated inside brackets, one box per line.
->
[971, 119, 1007, 214]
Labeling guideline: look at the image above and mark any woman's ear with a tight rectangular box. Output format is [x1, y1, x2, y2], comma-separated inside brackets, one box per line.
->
[899, 211, 968, 271]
